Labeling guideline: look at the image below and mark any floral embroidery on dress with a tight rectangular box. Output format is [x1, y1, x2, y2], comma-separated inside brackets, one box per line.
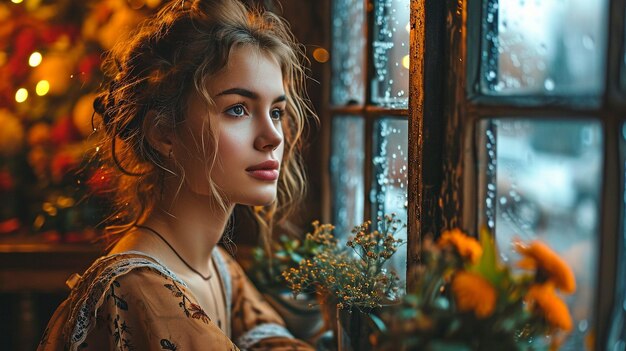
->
[110, 314, 134, 351]
[107, 281, 128, 311]
[164, 281, 211, 324]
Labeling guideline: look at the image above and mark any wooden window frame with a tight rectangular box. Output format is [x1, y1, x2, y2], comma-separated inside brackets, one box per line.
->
[412, 0, 626, 348]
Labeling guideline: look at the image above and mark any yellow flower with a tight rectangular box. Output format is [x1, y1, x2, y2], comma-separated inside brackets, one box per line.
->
[438, 228, 483, 263]
[515, 240, 576, 294]
[451, 271, 497, 318]
[525, 283, 573, 331]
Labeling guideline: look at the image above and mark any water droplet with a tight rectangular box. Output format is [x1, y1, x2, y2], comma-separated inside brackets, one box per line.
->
[487, 13, 494, 23]
[499, 197, 507, 205]
[582, 35, 595, 50]
[544, 78, 555, 91]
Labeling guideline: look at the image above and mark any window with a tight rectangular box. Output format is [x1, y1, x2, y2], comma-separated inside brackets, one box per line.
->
[329, 0, 410, 288]
[411, 0, 626, 349]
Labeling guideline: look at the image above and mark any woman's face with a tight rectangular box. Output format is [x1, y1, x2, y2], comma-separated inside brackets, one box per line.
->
[173, 45, 286, 207]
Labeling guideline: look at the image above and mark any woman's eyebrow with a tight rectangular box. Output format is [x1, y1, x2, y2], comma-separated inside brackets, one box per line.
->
[216, 87, 286, 103]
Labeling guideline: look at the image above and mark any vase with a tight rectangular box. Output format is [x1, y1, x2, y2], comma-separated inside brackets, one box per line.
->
[337, 306, 374, 351]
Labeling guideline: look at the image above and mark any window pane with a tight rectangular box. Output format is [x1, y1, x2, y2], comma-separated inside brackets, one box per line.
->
[608, 124, 626, 348]
[481, 0, 608, 96]
[331, 0, 366, 105]
[371, 0, 410, 108]
[480, 119, 602, 349]
[372, 118, 408, 287]
[330, 116, 365, 239]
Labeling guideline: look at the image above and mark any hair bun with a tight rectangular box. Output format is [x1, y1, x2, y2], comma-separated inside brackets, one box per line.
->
[93, 80, 121, 134]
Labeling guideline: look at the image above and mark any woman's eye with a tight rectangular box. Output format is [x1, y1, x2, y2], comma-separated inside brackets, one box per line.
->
[225, 104, 247, 117]
[271, 108, 285, 120]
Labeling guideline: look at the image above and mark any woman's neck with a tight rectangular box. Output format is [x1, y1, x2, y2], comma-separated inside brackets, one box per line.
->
[141, 183, 234, 273]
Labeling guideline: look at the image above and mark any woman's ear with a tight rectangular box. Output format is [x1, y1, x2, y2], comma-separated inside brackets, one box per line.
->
[143, 110, 173, 158]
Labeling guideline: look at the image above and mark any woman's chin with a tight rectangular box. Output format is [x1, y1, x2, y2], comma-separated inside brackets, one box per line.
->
[242, 193, 277, 207]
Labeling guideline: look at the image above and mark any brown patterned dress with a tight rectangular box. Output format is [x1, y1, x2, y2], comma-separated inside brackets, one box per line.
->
[37, 248, 313, 351]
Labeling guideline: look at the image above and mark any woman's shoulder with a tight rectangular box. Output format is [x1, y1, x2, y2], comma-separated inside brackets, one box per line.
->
[39, 252, 238, 351]
[40, 252, 185, 346]
[66, 251, 186, 302]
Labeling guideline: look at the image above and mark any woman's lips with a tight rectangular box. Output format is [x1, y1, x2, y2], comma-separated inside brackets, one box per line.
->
[246, 160, 279, 181]
[246, 169, 279, 181]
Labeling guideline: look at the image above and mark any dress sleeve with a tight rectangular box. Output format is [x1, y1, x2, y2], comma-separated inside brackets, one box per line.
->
[83, 267, 239, 351]
[223, 250, 314, 351]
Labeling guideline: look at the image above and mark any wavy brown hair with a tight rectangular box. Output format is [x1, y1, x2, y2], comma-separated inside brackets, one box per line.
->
[92, 0, 315, 248]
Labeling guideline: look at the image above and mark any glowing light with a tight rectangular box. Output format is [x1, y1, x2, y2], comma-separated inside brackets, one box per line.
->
[36, 80, 50, 96]
[312, 48, 330, 63]
[402, 55, 410, 69]
[28, 52, 42, 67]
[15, 88, 28, 103]
[11, 0, 23, 3]
[406, 23, 410, 32]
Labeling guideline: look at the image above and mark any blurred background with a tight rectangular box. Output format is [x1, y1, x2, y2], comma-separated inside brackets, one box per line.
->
[0, 1, 329, 349]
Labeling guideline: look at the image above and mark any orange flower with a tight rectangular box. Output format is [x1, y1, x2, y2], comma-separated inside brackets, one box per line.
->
[451, 271, 497, 318]
[438, 228, 483, 263]
[515, 240, 576, 294]
[525, 283, 572, 331]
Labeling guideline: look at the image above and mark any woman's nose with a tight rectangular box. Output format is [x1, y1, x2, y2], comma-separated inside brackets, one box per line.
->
[254, 114, 283, 151]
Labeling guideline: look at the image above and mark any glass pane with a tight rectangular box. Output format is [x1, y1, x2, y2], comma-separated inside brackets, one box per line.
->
[372, 117, 408, 287]
[371, 0, 410, 108]
[331, 0, 366, 105]
[330, 116, 365, 239]
[608, 124, 626, 348]
[480, 118, 602, 349]
[481, 0, 608, 96]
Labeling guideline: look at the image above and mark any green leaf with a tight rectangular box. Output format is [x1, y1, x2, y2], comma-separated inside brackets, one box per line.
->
[470, 226, 506, 286]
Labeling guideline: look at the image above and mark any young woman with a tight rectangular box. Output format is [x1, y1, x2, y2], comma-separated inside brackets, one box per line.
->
[38, 0, 315, 350]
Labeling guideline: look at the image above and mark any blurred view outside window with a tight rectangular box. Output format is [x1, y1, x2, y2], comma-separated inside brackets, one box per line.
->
[330, 116, 365, 239]
[331, 0, 365, 105]
[480, 119, 602, 349]
[330, 0, 409, 289]
[372, 118, 408, 282]
[481, 0, 608, 96]
[371, 0, 410, 108]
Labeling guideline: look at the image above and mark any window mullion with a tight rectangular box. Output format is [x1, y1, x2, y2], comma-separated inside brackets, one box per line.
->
[364, 114, 374, 223]
[596, 115, 621, 350]
[329, 106, 409, 116]
[363, 0, 374, 223]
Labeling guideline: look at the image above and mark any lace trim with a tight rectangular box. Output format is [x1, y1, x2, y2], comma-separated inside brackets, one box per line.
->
[235, 323, 294, 350]
[64, 252, 186, 350]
